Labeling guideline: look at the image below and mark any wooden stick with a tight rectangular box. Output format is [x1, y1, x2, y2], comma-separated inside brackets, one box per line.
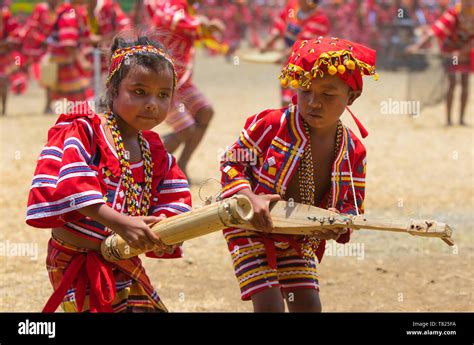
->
[241, 201, 454, 246]
[100, 195, 253, 262]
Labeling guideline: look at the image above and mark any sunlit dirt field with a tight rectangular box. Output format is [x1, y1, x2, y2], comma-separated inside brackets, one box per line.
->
[0, 50, 472, 312]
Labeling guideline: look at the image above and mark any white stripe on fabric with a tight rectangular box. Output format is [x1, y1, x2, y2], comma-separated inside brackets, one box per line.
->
[38, 155, 62, 162]
[159, 188, 190, 194]
[30, 183, 57, 190]
[41, 146, 64, 153]
[77, 118, 94, 141]
[65, 222, 105, 240]
[242, 129, 261, 153]
[57, 171, 98, 184]
[221, 183, 250, 198]
[255, 125, 272, 147]
[26, 191, 103, 212]
[243, 282, 279, 295]
[59, 161, 91, 173]
[162, 179, 188, 184]
[26, 198, 105, 220]
[64, 137, 91, 160]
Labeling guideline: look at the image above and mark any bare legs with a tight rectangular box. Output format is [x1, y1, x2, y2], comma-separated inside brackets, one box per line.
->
[163, 106, 214, 176]
[44, 87, 53, 114]
[250, 287, 322, 313]
[446, 72, 470, 126]
[251, 287, 286, 312]
[446, 73, 455, 126]
[460, 73, 469, 126]
[163, 125, 196, 155]
[0, 76, 8, 115]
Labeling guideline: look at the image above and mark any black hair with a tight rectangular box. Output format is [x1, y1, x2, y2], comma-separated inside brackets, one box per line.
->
[105, 35, 176, 110]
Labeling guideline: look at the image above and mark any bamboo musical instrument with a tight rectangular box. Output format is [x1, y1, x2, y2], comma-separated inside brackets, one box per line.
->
[101, 197, 454, 262]
[101, 195, 254, 261]
[243, 201, 454, 246]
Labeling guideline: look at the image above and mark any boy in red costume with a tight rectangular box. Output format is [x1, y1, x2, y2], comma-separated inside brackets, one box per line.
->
[220, 37, 377, 312]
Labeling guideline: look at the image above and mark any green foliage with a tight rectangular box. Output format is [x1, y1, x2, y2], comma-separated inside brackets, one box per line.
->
[11, 0, 39, 14]
[10, 1, 135, 14]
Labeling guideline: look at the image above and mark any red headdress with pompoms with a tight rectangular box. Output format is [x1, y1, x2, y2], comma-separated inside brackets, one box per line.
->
[280, 37, 378, 138]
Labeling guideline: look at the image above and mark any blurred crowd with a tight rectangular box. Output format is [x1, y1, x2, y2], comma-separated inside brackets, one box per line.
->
[0, 0, 467, 114]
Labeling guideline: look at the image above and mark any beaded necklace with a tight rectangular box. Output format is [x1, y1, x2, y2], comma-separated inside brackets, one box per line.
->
[299, 119, 343, 263]
[106, 111, 153, 216]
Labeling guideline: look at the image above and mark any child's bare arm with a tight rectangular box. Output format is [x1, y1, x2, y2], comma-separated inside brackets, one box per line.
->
[78, 204, 169, 251]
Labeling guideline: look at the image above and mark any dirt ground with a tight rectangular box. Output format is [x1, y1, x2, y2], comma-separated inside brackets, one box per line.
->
[0, 51, 472, 312]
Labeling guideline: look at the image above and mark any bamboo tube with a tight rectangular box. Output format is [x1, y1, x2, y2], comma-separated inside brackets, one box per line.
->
[101, 195, 253, 262]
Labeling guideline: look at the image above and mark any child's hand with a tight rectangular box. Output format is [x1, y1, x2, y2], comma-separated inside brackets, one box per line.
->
[151, 242, 183, 257]
[246, 192, 282, 233]
[114, 215, 166, 251]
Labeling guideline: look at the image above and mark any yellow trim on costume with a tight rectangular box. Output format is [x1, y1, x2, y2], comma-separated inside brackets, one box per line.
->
[239, 132, 256, 152]
[240, 271, 278, 285]
[271, 140, 289, 153]
[276, 106, 302, 194]
[280, 47, 378, 89]
[221, 179, 250, 193]
[250, 169, 275, 190]
[227, 168, 239, 178]
[232, 250, 268, 267]
[332, 127, 348, 207]
[278, 274, 318, 280]
[341, 177, 365, 187]
[226, 231, 260, 243]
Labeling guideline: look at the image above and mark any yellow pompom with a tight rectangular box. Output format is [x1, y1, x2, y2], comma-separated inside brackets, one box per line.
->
[345, 60, 355, 70]
[374, 73, 379, 81]
[328, 65, 337, 75]
[337, 64, 346, 74]
[290, 79, 299, 89]
[280, 77, 289, 87]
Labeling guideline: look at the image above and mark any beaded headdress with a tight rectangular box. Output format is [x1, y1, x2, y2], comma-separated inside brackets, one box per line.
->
[280, 37, 378, 91]
[281, 37, 378, 138]
[106, 45, 177, 87]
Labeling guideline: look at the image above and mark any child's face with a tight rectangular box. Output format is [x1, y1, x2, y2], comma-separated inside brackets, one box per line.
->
[297, 74, 360, 130]
[112, 64, 174, 132]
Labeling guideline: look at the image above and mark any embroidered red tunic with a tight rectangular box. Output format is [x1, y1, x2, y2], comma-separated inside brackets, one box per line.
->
[220, 101, 366, 265]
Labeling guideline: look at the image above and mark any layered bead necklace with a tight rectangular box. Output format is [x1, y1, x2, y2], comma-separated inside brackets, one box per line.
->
[299, 119, 343, 263]
[106, 111, 153, 216]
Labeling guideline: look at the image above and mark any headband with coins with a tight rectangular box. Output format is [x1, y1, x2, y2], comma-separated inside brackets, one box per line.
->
[106, 45, 177, 87]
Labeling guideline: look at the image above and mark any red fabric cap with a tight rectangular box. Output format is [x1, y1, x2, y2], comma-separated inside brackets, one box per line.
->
[282, 37, 376, 138]
[280, 37, 377, 91]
